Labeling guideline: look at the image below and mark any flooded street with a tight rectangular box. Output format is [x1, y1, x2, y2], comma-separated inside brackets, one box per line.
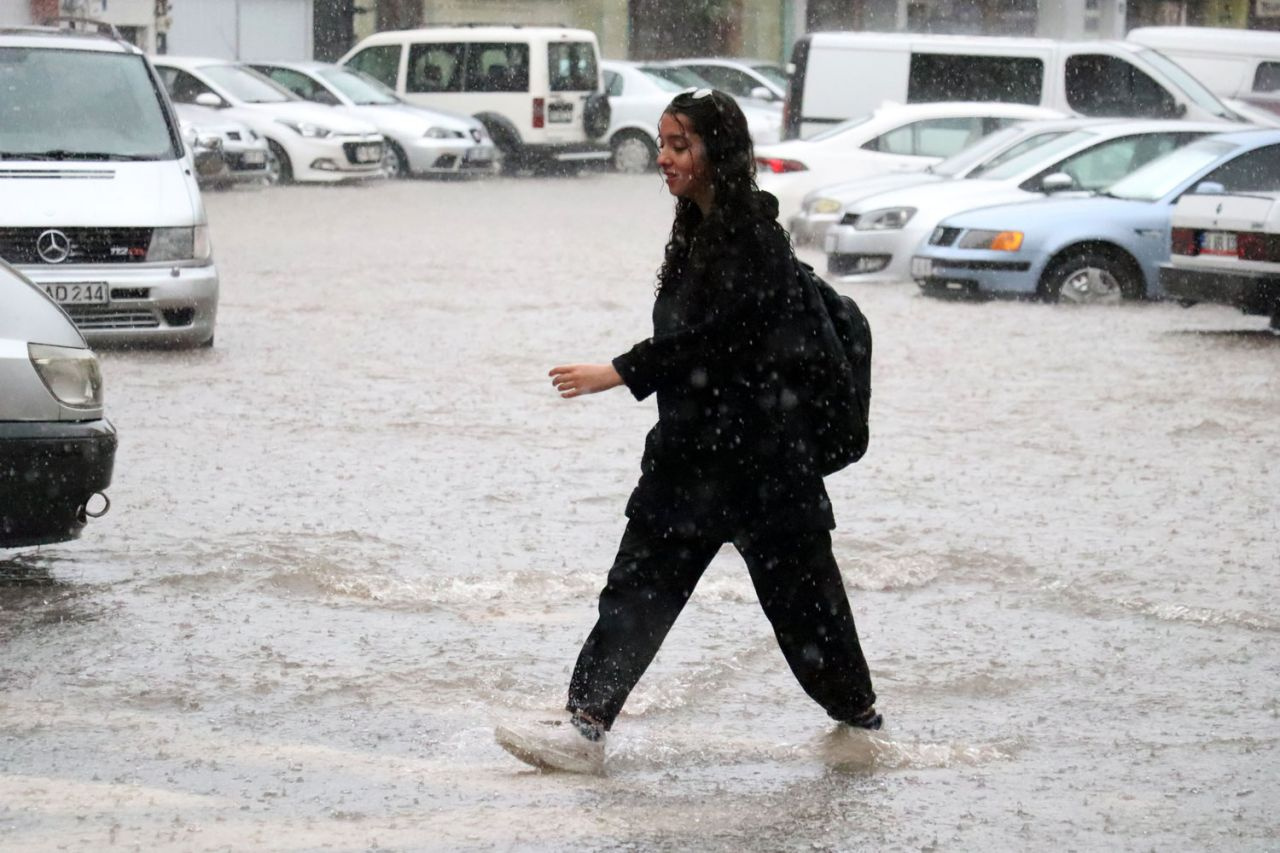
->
[2, 174, 1277, 851]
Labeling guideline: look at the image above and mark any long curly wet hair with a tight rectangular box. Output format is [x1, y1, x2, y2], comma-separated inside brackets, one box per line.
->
[656, 89, 763, 293]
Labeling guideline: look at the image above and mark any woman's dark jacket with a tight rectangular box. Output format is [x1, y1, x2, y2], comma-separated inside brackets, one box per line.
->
[611, 191, 836, 539]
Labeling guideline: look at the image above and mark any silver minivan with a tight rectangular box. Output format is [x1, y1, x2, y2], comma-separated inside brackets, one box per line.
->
[0, 260, 116, 549]
[0, 24, 218, 348]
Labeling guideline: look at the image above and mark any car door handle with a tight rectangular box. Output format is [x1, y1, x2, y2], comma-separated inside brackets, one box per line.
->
[1134, 228, 1163, 238]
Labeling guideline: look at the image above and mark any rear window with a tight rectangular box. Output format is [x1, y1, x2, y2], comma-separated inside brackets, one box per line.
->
[1254, 62, 1280, 93]
[548, 42, 597, 91]
[0, 47, 179, 161]
[908, 54, 1044, 105]
[466, 43, 529, 93]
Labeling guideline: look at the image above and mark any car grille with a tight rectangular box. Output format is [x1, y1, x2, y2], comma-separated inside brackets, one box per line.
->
[930, 227, 961, 247]
[0, 227, 152, 264]
[342, 141, 380, 165]
[64, 306, 160, 329]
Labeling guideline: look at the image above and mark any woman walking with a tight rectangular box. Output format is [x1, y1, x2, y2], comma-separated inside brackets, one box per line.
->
[496, 89, 880, 774]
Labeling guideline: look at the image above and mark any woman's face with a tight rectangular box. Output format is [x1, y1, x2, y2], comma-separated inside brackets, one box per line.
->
[656, 112, 712, 205]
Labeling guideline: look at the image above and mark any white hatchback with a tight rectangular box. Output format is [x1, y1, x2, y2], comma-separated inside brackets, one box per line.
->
[754, 101, 1064, 223]
[153, 56, 385, 184]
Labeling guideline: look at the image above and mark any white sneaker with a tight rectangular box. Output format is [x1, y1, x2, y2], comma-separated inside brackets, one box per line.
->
[495, 717, 606, 774]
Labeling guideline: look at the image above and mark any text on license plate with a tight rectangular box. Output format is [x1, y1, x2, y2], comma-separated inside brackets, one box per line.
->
[241, 150, 266, 165]
[910, 257, 934, 278]
[42, 282, 109, 305]
[548, 102, 573, 123]
[1200, 231, 1237, 256]
[354, 144, 381, 163]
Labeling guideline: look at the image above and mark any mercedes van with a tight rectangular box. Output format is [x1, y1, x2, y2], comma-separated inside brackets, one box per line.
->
[785, 32, 1242, 139]
[339, 25, 610, 171]
[0, 23, 218, 348]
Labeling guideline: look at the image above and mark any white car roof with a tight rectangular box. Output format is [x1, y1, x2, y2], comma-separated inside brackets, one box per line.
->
[357, 26, 597, 44]
[0, 27, 140, 53]
[152, 55, 237, 70]
[865, 101, 1063, 122]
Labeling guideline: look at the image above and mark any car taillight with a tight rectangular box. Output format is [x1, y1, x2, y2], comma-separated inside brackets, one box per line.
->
[1236, 231, 1280, 262]
[533, 97, 545, 129]
[1170, 227, 1198, 256]
[755, 157, 807, 174]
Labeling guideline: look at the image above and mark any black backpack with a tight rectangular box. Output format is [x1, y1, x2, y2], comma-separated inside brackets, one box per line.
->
[794, 259, 872, 475]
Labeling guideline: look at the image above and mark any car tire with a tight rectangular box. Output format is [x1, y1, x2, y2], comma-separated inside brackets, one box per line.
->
[1040, 248, 1140, 305]
[611, 130, 656, 174]
[476, 113, 523, 175]
[264, 140, 292, 185]
[583, 93, 611, 140]
[1271, 301, 1280, 332]
[381, 141, 409, 178]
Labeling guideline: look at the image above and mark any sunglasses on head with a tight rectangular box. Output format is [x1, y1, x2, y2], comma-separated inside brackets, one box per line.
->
[682, 87, 714, 99]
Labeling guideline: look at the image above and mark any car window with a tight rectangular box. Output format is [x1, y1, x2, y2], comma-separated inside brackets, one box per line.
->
[642, 65, 708, 89]
[908, 54, 1044, 105]
[261, 67, 322, 101]
[1254, 62, 1280, 93]
[1065, 54, 1176, 118]
[1200, 144, 1280, 192]
[639, 68, 684, 93]
[808, 114, 874, 143]
[750, 63, 789, 89]
[1106, 138, 1238, 201]
[1136, 49, 1235, 119]
[0, 47, 179, 160]
[865, 117, 984, 158]
[548, 42, 597, 92]
[201, 64, 292, 103]
[961, 130, 1069, 178]
[686, 65, 757, 98]
[158, 66, 217, 104]
[317, 67, 399, 105]
[466, 43, 529, 93]
[977, 129, 1097, 180]
[1025, 132, 1191, 192]
[603, 70, 623, 97]
[407, 43, 464, 93]
[347, 44, 401, 89]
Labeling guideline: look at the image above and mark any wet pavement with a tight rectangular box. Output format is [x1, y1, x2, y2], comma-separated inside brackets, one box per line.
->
[2, 173, 1277, 851]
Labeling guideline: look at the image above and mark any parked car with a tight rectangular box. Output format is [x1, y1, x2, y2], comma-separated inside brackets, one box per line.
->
[153, 56, 385, 184]
[660, 57, 789, 103]
[909, 129, 1280, 303]
[0, 26, 218, 348]
[790, 116, 1112, 245]
[0, 260, 116, 549]
[1127, 27, 1280, 116]
[754, 101, 1063, 223]
[175, 103, 270, 187]
[785, 32, 1243, 139]
[601, 60, 781, 172]
[248, 60, 496, 178]
[339, 26, 610, 172]
[823, 119, 1235, 280]
[1162, 188, 1280, 330]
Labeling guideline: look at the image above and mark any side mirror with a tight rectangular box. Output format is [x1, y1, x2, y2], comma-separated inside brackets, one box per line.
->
[194, 92, 224, 108]
[1040, 172, 1075, 193]
[1192, 181, 1226, 195]
[749, 86, 774, 101]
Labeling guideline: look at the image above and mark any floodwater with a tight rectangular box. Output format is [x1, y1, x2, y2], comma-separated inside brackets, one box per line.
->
[2, 174, 1277, 851]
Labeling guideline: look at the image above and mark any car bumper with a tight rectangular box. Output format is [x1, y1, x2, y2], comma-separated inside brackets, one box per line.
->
[527, 141, 611, 163]
[402, 138, 498, 175]
[1160, 263, 1280, 316]
[0, 419, 116, 549]
[824, 225, 926, 282]
[789, 210, 839, 246]
[910, 250, 1037, 298]
[19, 262, 219, 348]
[287, 134, 385, 183]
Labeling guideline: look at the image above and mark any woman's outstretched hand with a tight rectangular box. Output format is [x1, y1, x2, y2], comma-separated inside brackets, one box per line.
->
[549, 363, 623, 398]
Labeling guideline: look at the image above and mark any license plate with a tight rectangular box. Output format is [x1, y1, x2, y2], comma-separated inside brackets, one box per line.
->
[42, 282, 109, 305]
[241, 150, 266, 165]
[466, 145, 494, 162]
[548, 102, 573, 124]
[1200, 230, 1237, 256]
[910, 257, 934, 278]
[354, 143, 381, 163]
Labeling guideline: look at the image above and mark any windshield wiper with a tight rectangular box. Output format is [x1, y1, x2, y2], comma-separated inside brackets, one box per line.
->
[0, 150, 154, 161]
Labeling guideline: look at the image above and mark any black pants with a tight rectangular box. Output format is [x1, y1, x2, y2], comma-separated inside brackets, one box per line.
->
[567, 520, 876, 729]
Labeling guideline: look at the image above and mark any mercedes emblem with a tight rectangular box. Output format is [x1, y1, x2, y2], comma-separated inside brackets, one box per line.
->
[36, 229, 72, 264]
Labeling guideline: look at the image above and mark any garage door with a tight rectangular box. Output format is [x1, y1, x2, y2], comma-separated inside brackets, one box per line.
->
[167, 0, 312, 61]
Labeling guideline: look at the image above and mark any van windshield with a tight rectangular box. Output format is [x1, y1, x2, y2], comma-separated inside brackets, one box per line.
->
[0, 47, 179, 161]
[1137, 49, 1237, 120]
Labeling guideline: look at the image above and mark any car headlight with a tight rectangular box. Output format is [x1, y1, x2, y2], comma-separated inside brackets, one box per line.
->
[856, 207, 916, 230]
[276, 119, 332, 138]
[28, 343, 103, 408]
[425, 127, 463, 139]
[957, 229, 1024, 251]
[809, 198, 842, 215]
[148, 225, 212, 262]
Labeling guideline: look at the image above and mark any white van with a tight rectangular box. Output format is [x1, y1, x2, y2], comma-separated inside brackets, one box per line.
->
[1127, 27, 1280, 115]
[785, 32, 1241, 139]
[0, 23, 218, 348]
[339, 25, 610, 170]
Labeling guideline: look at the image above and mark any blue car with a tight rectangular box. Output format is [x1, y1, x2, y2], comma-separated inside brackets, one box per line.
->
[909, 129, 1280, 303]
